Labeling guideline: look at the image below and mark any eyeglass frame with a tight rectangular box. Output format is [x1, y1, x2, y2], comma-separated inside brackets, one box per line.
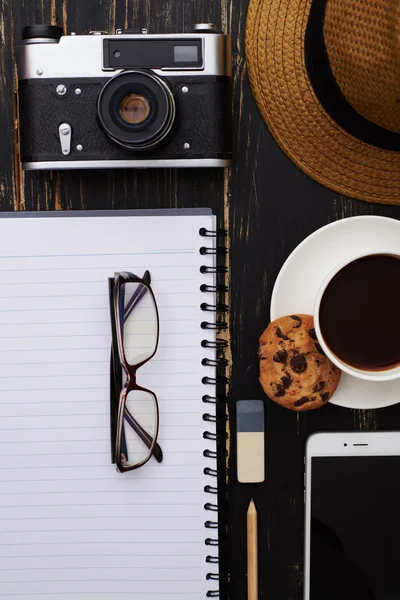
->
[109, 271, 161, 473]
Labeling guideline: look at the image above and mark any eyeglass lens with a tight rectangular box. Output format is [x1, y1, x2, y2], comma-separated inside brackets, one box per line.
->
[120, 281, 158, 366]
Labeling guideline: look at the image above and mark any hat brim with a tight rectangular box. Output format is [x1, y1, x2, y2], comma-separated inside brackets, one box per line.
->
[246, 0, 400, 205]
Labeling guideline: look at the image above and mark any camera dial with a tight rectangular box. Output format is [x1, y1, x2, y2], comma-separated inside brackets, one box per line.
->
[22, 25, 63, 43]
[192, 23, 219, 33]
[98, 70, 177, 151]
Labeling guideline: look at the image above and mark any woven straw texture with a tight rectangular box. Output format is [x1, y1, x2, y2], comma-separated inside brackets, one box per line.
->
[325, 0, 400, 133]
[245, 0, 400, 205]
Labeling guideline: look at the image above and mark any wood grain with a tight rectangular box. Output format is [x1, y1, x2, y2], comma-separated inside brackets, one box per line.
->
[1, 1, 400, 599]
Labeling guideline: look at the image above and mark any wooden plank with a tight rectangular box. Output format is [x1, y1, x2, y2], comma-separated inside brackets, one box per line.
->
[0, 1, 20, 211]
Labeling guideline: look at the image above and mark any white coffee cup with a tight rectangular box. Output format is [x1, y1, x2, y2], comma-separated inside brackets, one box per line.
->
[314, 250, 400, 382]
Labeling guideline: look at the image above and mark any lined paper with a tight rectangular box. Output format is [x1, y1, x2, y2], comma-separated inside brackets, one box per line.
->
[0, 213, 218, 599]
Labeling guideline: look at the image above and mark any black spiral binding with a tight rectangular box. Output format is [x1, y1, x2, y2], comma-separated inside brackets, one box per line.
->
[200, 226, 228, 598]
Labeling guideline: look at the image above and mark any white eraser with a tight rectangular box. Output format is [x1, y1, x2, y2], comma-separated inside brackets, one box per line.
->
[236, 400, 265, 483]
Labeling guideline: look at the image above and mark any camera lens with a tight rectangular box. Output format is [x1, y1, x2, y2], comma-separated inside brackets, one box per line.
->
[98, 71, 177, 151]
[119, 93, 151, 125]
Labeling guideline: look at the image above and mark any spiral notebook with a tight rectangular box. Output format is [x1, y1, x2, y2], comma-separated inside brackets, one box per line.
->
[0, 210, 225, 599]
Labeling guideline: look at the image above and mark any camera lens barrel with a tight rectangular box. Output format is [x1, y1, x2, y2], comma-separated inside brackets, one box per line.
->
[98, 70, 177, 152]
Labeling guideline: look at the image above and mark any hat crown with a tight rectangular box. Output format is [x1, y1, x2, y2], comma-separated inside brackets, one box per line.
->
[324, 0, 400, 133]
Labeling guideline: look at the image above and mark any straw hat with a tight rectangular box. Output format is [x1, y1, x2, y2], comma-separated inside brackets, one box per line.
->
[246, 0, 400, 205]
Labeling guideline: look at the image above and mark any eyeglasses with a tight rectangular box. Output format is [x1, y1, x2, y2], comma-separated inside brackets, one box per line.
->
[109, 271, 162, 473]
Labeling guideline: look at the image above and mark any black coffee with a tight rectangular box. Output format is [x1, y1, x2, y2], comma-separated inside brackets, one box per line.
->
[319, 254, 400, 371]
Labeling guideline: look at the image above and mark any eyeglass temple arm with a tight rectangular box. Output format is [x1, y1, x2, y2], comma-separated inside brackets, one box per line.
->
[110, 349, 128, 462]
[123, 270, 151, 321]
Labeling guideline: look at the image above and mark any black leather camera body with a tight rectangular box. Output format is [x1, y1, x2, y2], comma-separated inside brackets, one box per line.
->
[18, 25, 232, 170]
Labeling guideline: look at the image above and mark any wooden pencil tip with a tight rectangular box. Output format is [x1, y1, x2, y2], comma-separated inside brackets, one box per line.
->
[248, 499, 257, 515]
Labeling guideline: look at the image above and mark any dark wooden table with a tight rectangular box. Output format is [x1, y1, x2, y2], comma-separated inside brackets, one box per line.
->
[2, 1, 400, 599]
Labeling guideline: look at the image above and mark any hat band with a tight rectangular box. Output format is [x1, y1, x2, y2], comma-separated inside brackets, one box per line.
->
[305, 0, 400, 151]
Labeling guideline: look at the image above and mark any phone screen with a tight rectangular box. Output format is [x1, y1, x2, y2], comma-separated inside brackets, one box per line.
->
[310, 456, 400, 600]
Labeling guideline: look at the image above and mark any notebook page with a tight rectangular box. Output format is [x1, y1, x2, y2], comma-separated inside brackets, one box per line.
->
[0, 213, 218, 600]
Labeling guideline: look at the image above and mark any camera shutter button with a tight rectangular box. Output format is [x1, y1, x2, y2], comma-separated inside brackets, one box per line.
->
[59, 123, 72, 156]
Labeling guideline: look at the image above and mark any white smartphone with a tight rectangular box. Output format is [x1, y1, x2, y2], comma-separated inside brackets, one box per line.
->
[304, 431, 400, 600]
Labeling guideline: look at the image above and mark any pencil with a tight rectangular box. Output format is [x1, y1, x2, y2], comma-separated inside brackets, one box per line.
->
[247, 499, 258, 600]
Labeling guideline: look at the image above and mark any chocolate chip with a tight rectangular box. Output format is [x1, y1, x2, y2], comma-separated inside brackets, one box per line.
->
[290, 354, 307, 373]
[315, 343, 325, 355]
[281, 374, 292, 389]
[274, 384, 285, 398]
[276, 326, 289, 340]
[294, 396, 310, 407]
[290, 315, 302, 327]
[321, 392, 330, 403]
[313, 381, 325, 393]
[310, 396, 316, 402]
[308, 328, 317, 340]
[273, 349, 288, 364]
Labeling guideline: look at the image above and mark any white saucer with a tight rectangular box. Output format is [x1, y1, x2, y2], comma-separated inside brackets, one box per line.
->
[270, 216, 400, 409]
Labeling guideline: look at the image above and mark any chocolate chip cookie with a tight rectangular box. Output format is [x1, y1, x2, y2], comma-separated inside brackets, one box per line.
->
[259, 314, 341, 411]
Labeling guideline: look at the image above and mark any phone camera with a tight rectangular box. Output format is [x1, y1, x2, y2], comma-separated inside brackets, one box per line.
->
[344, 443, 347, 447]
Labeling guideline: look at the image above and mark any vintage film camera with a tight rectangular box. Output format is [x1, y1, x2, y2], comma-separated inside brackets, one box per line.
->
[18, 24, 232, 170]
